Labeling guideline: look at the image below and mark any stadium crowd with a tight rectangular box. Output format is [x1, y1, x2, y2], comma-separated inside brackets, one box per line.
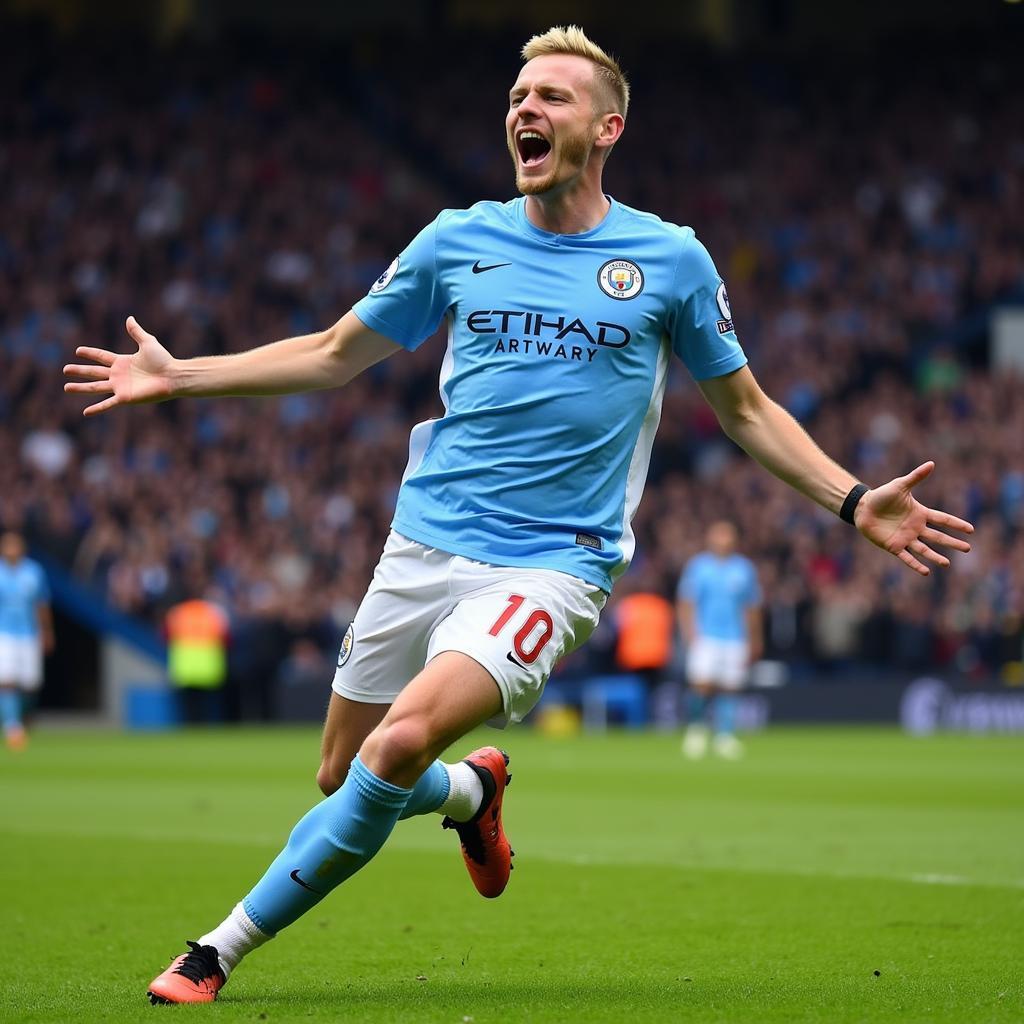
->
[3, 24, 1022, 705]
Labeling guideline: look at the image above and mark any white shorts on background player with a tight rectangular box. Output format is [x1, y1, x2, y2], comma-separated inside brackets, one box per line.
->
[686, 636, 749, 689]
[332, 531, 606, 725]
[0, 634, 43, 690]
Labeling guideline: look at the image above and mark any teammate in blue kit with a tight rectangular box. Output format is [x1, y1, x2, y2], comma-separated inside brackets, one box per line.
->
[0, 531, 54, 751]
[64, 26, 974, 1004]
[679, 521, 762, 760]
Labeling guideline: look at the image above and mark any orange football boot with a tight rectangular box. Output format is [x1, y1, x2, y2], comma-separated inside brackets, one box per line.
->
[147, 941, 226, 1004]
[5, 726, 28, 752]
[442, 746, 514, 898]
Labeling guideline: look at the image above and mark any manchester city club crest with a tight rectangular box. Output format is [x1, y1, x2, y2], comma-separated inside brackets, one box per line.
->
[597, 258, 644, 300]
[337, 624, 354, 667]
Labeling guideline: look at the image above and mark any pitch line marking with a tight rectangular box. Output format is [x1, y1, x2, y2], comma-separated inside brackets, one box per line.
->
[2, 822, 1022, 892]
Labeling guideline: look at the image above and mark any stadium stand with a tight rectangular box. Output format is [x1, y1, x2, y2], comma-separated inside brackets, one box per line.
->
[2, 24, 1022, 705]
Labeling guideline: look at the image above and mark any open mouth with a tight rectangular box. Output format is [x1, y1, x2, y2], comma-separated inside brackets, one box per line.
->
[516, 130, 551, 167]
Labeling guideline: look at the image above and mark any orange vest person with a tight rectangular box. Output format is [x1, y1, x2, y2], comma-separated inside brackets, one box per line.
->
[614, 592, 674, 672]
[165, 599, 229, 690]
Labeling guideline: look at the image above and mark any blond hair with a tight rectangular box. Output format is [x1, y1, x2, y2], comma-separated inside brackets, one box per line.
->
[521, 25, 629, 119]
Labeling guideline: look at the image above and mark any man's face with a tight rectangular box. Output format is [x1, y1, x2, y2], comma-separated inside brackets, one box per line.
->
[707, 522, 738, 557]
[506, 54, 607, 196]
[1, 533, 25, 564]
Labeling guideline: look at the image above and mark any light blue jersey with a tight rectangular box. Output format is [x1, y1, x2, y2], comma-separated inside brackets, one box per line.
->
[353, 197, 746, 592]
[0, 558, 49, 638]
[678, 552, 761, 642]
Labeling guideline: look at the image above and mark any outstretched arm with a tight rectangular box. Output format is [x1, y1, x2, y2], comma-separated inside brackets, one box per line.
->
[698, 365, 974, 576]
[64, 310, 401, 417]
[37, 602, 55, 655]
[745, 604, 763, 663]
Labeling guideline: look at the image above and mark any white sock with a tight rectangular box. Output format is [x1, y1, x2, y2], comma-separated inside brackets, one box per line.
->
[436, 761, 484, 822]
[197, 902, 271, 978]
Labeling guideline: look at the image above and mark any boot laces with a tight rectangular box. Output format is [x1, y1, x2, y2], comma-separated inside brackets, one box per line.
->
[173, 941, 222, 985]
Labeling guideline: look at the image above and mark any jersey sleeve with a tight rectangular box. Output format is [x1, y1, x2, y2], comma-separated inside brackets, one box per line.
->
[666, 234, 748, 381]
[743, 562, 762, 607]
[31, 563, 50, 604]
[351, 215, 450, 350]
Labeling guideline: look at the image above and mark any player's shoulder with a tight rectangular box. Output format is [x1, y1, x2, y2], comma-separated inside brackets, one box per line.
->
[614, 201, 721, 282]
[611, 200, 697, 250]
[435, 199, 519, 235]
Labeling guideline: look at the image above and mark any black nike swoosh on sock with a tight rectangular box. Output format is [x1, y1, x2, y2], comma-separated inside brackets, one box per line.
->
[289, 869, 325, 895]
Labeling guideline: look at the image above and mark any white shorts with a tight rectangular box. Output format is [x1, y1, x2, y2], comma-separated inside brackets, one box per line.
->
[686, 637, 749, 689]
[0, 634, 44, 690]
[332, 531, 607, 726]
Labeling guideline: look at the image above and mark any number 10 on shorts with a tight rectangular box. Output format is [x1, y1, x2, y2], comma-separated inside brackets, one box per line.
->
[488, 594, 554, 665]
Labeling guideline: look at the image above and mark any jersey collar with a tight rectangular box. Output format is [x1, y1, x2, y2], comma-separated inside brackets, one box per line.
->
[514, 195, 621, 245]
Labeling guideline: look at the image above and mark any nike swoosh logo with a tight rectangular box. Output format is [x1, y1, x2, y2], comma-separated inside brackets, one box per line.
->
[472, 261, 512, 274]
[290, 869, 324, 895]
[506, 652, 526, 669]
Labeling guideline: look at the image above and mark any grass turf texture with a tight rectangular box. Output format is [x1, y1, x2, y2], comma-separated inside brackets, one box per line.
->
[1, 727, 1021, 1023]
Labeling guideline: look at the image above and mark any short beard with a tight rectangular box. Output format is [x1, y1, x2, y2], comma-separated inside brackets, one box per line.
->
[509, 125, 595, 196]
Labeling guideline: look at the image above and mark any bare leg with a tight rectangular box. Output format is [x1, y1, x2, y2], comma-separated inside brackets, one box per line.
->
[316, 694, 389, 795]
[360, 651, 504, 788]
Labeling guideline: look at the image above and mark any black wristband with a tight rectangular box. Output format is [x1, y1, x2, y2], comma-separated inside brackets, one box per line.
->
[839, 483, 870, 525]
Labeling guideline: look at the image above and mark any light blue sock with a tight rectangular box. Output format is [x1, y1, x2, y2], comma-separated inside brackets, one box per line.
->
[0, 690, 22, 731]
[714, 694, 738, 736]
[398, 760, 449, 820]
[687, 691, 709, 725]
[242, 755, 412, 935]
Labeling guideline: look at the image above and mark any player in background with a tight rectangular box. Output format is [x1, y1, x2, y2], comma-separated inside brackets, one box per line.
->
[0, 531, 55, 751]
[678, 521, 762, 760]
[64, 26, 974, 1005]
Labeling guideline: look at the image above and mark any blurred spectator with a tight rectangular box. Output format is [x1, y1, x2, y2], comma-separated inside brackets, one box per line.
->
[611, 576, 675, 688]
[165, 596, 230, 724]
[0, 531, 54, 748]
[272, 638, 333, 721]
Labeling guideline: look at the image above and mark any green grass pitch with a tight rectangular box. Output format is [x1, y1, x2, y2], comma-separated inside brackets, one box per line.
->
[1, 725, 1021, 1023]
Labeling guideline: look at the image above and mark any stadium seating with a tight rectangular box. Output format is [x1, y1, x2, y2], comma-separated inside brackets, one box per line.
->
[3, 25, 1021, 703]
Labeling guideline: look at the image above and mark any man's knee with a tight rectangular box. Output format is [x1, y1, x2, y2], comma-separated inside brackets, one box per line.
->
[360, 716, 436, 782]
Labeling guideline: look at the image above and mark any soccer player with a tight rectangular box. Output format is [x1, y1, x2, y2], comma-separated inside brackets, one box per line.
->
[63, 26, 974, 1004]
[678, 521, 762, 760]
[0, 531, 55, 751]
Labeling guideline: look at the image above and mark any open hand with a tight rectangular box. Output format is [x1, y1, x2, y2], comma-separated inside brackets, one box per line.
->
[64, 317, 175, 417]
[854, 462, 973, 576]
